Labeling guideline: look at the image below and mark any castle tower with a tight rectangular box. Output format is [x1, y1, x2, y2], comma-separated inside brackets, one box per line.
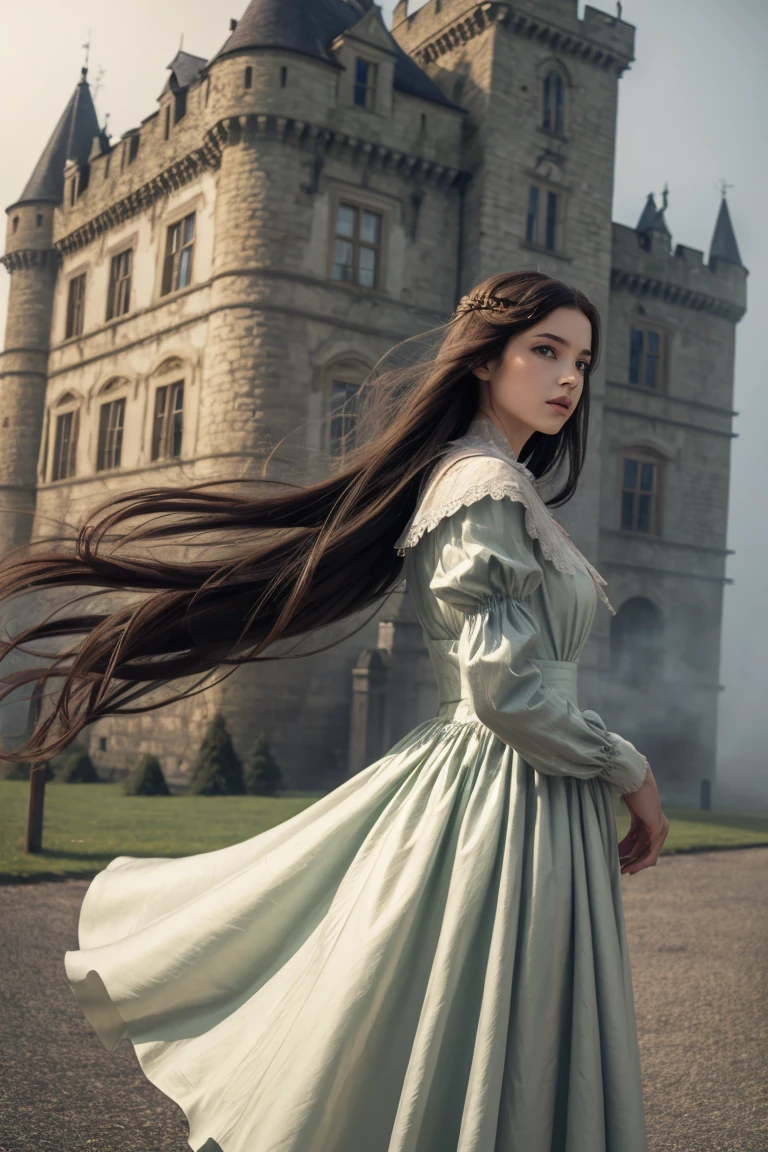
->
[0, 70, 101, 554]
[392, 0, 637, 708]
[603, 191, 747, 803]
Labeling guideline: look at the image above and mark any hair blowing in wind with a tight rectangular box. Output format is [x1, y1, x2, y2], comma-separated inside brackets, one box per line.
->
[0, 271, 600, 763]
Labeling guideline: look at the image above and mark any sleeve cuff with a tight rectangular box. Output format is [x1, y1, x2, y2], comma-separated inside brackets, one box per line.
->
[601, 732, 651, 795]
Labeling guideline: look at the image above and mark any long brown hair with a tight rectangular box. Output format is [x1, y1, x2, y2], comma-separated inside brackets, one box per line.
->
[0, 270, 600, 762]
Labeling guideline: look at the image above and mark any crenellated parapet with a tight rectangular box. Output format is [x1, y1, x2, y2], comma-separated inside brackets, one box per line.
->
[612, 221, 747, 324]
[393, 0, 635, 76]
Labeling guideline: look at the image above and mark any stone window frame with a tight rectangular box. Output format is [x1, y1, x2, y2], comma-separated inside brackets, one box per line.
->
[326, 184, 390, 294]
[147, 358, 188, 462]
[617, 448, 665, 537]
[94, 378, 131, 473]
[154, 195, 202, 302]
[521, 177, 569, 258]
[628, 316, 669, 393]
[536, 58, 571, 140]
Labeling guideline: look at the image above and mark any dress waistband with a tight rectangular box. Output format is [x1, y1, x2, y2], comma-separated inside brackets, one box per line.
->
[435, 658, 580, 723]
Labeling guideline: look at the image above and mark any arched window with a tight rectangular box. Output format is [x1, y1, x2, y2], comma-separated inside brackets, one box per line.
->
[244, 65, 253, 89]
[542, 70, 565, 135]
[610, 597, 665, 690]
[321, 359, 370, 458]
[150, 359, 186, 461]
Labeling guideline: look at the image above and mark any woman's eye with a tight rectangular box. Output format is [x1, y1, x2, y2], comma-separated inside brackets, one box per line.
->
[535, 345, 555, 357]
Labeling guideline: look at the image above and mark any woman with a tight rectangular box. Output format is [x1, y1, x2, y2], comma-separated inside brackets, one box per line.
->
[0, 270, 669, 1151]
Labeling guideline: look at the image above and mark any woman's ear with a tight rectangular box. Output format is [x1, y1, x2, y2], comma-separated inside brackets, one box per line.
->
[472, 361, 493, 382]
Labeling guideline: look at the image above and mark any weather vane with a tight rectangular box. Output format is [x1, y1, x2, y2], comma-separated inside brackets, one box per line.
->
[82, 30, 91, 72]
[717, 178, 734, 199]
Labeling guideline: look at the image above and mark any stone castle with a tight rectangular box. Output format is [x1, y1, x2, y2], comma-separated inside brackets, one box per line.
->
[0, 0, 747, 802]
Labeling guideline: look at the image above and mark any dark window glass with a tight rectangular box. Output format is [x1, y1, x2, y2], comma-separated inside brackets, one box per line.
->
[174, 88, 187, 124]
[151, 380, 184, 461]
[543, 72, 564, 134]
[353, 58, 377, 110]
[106, 249, 132, 320]
[128, 135, 140, 163]
[331, 203, 382, 289]
[554, 75, 564, 134]
[543, 74, 551, 131]
[621, 455, 659, 533]
[645, 329, 660, 388]
[65, 273, 86, 338]
[330, 380, 360, 456]
[280, 66, 287, 87]
[244, 66, 253, 89]
[629, 325, 662, 389]
[51, 409, 79, 481]
[96, 398, 126, 471]
[629, 327, 643, 384]
[526, 186, 539, 243]
[164, 105, 171, 140]
[161, 213, 195, 295]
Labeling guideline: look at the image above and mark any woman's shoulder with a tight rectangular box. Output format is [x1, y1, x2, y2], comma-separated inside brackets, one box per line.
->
[394, 446, 536, 557]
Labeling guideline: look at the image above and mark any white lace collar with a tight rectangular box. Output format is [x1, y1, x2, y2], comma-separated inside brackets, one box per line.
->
[395, 413, 616, 615]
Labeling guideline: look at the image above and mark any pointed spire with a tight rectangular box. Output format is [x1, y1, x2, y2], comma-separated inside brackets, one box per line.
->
[11, 68, 102, 208]
[709, 195, 743, 268]
[636, 188, 670, 237]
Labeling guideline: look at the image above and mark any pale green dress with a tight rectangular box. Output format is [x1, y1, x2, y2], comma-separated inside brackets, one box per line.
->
[65, 416, 650, 1152]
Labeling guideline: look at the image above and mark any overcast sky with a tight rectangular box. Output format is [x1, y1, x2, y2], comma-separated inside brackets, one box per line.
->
[0, 0, 764, 799]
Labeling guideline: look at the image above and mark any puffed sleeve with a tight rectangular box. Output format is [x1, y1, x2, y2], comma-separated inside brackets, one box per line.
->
[429, 495, 650, 796]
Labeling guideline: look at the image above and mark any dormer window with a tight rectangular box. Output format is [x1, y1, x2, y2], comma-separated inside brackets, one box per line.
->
[353, 58, 377, 111]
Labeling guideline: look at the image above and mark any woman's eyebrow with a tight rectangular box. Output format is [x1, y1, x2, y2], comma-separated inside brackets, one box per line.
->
[533, 332, 593, 357]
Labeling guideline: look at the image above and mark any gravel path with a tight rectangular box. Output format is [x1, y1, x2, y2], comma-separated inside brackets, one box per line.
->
[0, 848, 766, 1152]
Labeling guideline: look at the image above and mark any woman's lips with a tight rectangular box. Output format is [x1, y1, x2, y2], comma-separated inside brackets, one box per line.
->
[546, 399, 571, 412]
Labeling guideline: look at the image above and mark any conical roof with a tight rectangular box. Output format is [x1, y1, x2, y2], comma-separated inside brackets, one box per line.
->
[709, 196, 743, 268]
[636, 191, 671, 237]
[12, 69, 101, 208]
[214, 0, 460, 109]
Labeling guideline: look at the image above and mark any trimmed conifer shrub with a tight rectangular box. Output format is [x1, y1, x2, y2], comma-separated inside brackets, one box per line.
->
[189, 712, 244, 796]
[0, 760, 54, 781]
[56, 751, 100, 783]
[123, 753, 170, 796]
[245, 732, 284, 796]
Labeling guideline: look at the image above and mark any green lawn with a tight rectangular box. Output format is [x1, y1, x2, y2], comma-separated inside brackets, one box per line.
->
[1, 780, 767, 881]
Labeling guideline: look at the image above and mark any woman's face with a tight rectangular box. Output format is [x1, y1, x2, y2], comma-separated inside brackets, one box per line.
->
[473, 305, 593, 458]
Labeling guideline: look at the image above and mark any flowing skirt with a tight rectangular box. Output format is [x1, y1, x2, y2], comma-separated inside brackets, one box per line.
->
[64, 717, 648, 1152]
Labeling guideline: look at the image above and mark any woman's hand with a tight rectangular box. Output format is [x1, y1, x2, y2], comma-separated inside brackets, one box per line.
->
[617, 762, 670, 875]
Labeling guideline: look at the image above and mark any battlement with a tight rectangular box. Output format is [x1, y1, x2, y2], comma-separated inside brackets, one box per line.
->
[612, 222, 747, 322]
[393, 0, 634, 74]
